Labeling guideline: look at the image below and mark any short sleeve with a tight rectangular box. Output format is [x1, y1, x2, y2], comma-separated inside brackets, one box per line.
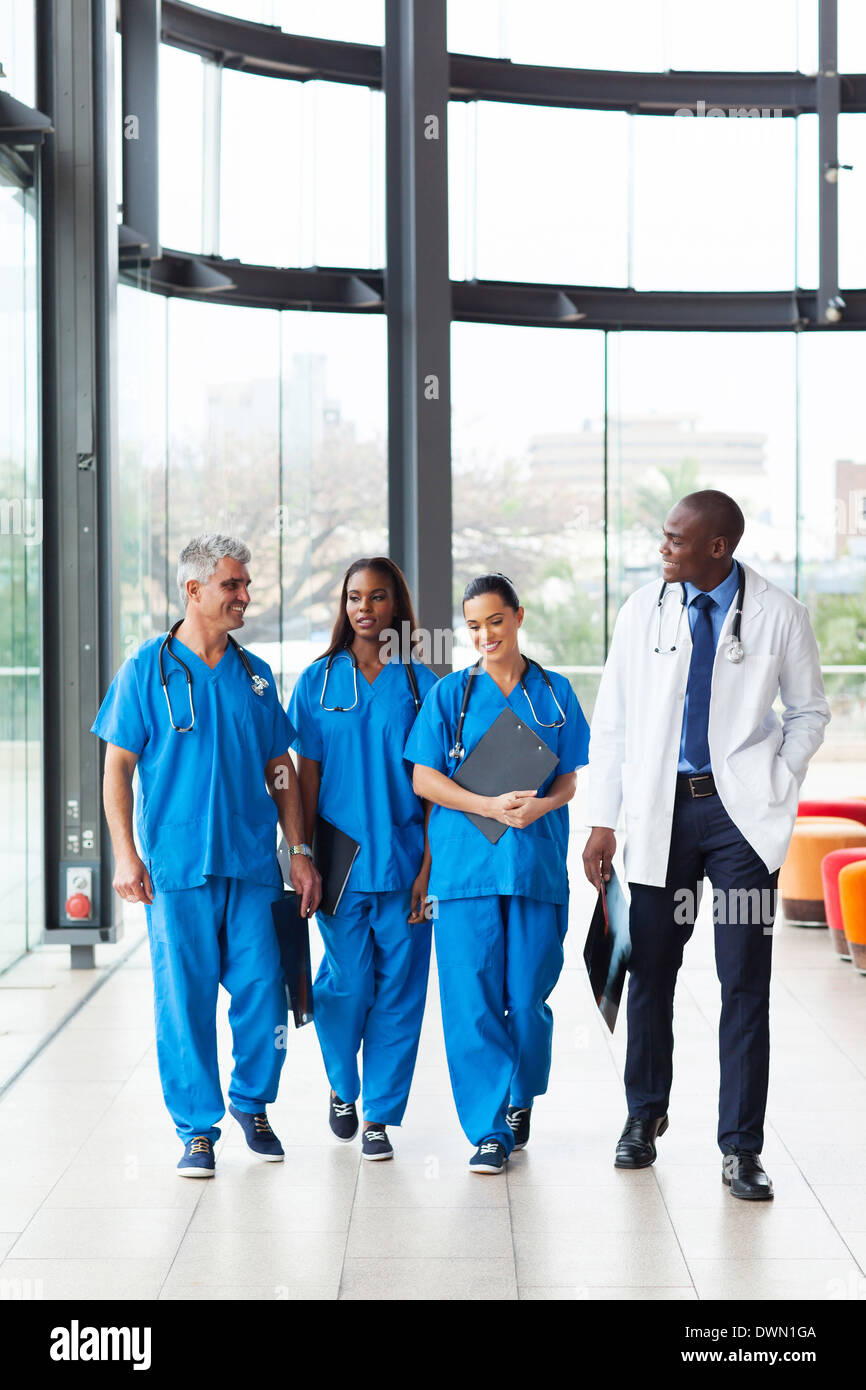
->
[555, 681, 591, 774]
[404, 682, 450, 773]
[91, 657, 148, 756]
[287, 668, 324, 761]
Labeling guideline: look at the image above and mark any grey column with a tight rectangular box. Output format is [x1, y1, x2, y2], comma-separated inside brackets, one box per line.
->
[384, 0, 452, 669]
[817, 0, 841, 324]
[38, 0, 120, 952]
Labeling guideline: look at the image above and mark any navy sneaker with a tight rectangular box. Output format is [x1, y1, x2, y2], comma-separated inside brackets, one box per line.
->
[228, 1104, 284, 1161]
[329, 1093, 359, 1143]
[469, 1139, 508, 1174]
[177, 1135, 215, 1178]
[506, 1105, 531, 1150]
[361, 1127, 393, 1161]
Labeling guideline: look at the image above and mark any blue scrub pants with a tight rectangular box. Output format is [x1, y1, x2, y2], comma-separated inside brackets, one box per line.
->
[434, 895, 568, 1153]
[144, 875, 287, 1142]
[314, 889, 432, 1125]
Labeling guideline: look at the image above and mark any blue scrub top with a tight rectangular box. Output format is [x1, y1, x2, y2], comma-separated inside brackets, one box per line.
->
[91, 633, 295, 893]
[288, 654, 438, 893]
[404, 663, 590, 905]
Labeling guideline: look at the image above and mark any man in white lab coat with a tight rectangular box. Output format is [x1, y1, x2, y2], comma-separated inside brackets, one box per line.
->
[583, 491, 829, 1200]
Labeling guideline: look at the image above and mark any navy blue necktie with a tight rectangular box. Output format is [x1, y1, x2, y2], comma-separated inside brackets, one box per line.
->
[683, 592, 716, 772]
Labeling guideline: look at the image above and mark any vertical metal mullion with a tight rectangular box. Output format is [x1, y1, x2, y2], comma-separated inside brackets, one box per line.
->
[385, 0, 452, 667]
[120, 0, 160, 257]
[817, 0, 840, 323]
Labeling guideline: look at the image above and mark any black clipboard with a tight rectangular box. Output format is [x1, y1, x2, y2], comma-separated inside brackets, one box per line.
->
[311, 814, 360, 916]
[583, 867, 631, 1033]
[271, 892, 314, 1028]
[451, 707, 559, 844]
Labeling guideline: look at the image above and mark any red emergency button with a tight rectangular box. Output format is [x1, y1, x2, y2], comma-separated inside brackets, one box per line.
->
[66, 893, 91, 919]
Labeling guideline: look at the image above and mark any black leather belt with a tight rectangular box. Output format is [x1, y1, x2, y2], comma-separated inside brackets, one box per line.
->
[677, 771, 717, 798]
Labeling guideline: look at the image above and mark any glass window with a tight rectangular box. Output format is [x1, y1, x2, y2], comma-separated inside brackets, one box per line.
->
[839, 0, 866, 71]
[455, 102, 629, 286]
[0, 180, 41, 969]
[219, 73, 384, 269]
[451, 322, 606, 711]
[0, 0, 36, 105]
[663, 0, 810, 72]
[199, 1, 384, 46]
[631, 112, 796, 291]
[798, 333, 866, 762]
[797, 114, 818, 290]
[839, 115, 866, 289]
[159, 44, 204, 253]
[606, 332, 797, 625]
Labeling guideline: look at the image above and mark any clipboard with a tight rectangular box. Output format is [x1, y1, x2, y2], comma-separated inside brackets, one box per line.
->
[270, 892, 314, 1028]
[311, 814, 360, 916]
[451, 707, 559, 844]
[583, 867, 631, 1033]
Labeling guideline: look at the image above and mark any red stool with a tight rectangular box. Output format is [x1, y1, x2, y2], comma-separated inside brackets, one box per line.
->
[799, 800, 866, 826]
[821, 848, 866, 960]
[838, 861, 866, 974]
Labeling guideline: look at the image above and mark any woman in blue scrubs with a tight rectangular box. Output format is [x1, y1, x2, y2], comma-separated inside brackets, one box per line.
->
[406, 573, 590, 1173]
[288, 558, 438, 1160]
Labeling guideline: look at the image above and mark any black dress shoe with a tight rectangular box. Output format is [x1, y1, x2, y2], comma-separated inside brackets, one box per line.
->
[722, 1150, 774, 1201]
[614, 1114, 669, 1169]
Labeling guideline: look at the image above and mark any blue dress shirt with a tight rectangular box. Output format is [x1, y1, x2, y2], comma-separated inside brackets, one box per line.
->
[677, 562, 741, 773]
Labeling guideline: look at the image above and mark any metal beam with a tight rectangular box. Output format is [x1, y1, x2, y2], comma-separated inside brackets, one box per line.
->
[385, 0, 452, 667]
[818, 1, 841, 325]
[120, 0, 161, 258]
[37, 0, 119, 952]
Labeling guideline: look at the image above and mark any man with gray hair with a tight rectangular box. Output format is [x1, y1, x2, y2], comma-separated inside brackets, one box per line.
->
[92, 534, 320, 1176]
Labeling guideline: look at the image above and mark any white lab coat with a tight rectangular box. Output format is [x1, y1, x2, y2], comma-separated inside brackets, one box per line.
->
[587, 561, 830, 887]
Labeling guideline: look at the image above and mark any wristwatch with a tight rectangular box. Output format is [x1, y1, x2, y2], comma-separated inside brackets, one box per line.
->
[288, 844, 313, 859]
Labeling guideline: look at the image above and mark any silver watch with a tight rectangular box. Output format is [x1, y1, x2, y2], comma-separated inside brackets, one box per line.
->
[288, 843, 313, 859]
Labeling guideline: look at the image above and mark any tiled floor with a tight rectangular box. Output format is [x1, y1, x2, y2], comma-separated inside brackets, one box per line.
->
[1, 764, 865, 1301]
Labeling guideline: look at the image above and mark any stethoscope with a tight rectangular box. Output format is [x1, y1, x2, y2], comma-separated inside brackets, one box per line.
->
[449, 655, 566, 762]
[320, 647, 421, 715]
[158, 619, 269, 733]
[654, 560, 746, 663]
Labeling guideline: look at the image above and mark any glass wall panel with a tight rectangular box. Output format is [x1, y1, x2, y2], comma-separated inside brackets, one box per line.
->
[839, 0, 866, 71]
[606, 332, 798, 628]
[116, 291, 388, 704]
[0, 1, 36, 105]
[451, 323, 606, 712]
[839, 115, 866, 288]
[165, 299, 282, 664]
[449, 1, 816, 72]
[197, 1, 384, 45]
[631, 113, 796, 291]
[798, 333, 866, 765]
[219, 74, 384, 269]
[158, 44, 204, 252]
[0, 181, 41, 970]
[457, 103, 629, 286]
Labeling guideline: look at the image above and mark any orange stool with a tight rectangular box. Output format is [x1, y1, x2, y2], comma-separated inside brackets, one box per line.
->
[821, 848, 866, 959]
[838, 860, 866, 973]
[779, 820, 866, 925]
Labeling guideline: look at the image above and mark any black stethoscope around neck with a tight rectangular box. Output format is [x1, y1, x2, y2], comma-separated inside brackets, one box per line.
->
[654, 560, 746, 662]
[158, 619, 268, 732]
[319, 645, 422, 715]
[449, 654, 566, 762]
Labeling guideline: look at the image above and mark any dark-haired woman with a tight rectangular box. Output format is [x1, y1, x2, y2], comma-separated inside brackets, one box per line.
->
[287, 559, 438, 1160]
[405, 574, 590, 1173]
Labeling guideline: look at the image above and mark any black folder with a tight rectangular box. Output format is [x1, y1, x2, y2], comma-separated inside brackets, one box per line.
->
[451, 707, 560, 844]
[583, 867, 631, 1033]
[311, 814, 360, 916]
[271, 892, 314, 1028]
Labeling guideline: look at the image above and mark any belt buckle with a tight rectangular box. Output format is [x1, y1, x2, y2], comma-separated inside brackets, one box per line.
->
[688, 774, 713, 799]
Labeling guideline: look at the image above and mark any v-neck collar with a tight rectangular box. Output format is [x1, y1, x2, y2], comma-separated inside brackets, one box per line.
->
[171, 632, 231, 680]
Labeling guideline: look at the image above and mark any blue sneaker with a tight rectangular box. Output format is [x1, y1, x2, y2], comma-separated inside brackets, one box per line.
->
[329, 1092, 359, 1143]
[228, 1104, 285, 1161]
[506, 1106, 531, 1150]
[469, 1139, 508, 1174]
[361, 1127, 393, 1161]
[178, 1135, 215, 1178]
